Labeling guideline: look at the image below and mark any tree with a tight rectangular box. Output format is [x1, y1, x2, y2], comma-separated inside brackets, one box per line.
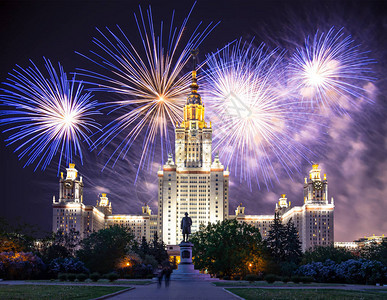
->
[266, 213, 286, 263]
[360, 239, 387, 266]
[0, 217, 39, 253]
[190, 219, 266, 277]
[149, 232, 168, 264]
[302, 245, 355, 265]
[77, 225, 135, 274]
[283, 218, 302, 263]
[39, 229, 81, 264]
[132, 233, 168, 265]
[139, 236, 150, 257]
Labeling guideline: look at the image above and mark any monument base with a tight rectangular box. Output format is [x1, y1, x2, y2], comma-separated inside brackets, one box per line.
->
[170, 241, 215, 281]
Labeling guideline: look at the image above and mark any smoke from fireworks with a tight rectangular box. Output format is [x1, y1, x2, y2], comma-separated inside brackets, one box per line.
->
[288, 27, 374, 112]
[0, 59, 101, 172]
[78, 4, 218, 178]
[203, 40, 312, 188]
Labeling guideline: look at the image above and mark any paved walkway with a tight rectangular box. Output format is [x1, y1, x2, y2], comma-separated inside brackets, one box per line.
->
[109, 281, 239, 300]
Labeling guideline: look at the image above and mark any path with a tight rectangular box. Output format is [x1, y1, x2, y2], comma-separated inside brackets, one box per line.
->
[109, 281, 239, 300]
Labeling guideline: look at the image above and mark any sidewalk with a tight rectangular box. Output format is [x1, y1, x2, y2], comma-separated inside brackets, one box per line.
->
[109, 281, 239, 300]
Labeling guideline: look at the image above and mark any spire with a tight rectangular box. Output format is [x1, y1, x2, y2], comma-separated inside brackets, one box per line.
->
[187, 49, 202, 105]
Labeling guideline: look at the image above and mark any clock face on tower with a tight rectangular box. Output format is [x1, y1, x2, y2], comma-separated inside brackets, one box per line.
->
[64, 180, 73, 189]
[313, 181, 323, 190]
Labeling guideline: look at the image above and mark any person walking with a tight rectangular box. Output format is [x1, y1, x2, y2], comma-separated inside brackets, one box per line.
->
[164, 266, 172, 287]
[157, 265, 164, 288]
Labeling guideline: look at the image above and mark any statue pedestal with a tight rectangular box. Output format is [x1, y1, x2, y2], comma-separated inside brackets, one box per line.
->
[170, 241, 214, 281]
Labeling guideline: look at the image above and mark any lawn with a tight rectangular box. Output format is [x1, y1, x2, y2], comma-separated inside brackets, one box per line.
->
[226, 288, 387, 300]
[213, 281, 343, 287]
[26, 279, 153, 285]
[0, 285, 129, 300]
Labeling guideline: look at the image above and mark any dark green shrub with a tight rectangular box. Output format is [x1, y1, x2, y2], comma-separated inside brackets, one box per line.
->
[76, 273, 88, 282]
[223, 275, 230, 280]
[245, 274, 259, 282]
[234, 275, 241, 281]
[301, 276, 313, 283]
[58, 273, 67, 281]
[146, 274, 154, 279]
[280, 262, 299, 277]
[106, 272, 119, 282]
[291, 275, 301, 283]
[90, 272, 100, 282]
[67, 273, 76, 282]
[265, 274, 277, 284]
[282, 276, 290, 283]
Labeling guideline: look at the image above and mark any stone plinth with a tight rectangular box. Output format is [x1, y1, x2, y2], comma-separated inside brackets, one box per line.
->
[170, 241, 214, 281]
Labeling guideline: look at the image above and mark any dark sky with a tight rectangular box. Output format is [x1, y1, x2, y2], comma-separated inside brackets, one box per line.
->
[0, 0, 386, 241]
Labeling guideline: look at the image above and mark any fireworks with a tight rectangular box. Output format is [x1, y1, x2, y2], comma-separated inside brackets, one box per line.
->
[288, 27, 374, 112]
[203, 40, 311, 188]
[0, 59, 101, 172]
[78, 4, 218, 177]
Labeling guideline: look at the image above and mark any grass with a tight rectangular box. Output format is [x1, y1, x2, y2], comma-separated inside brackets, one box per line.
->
[26, 279, 153, 285]
[213, 281, 343, 287]
[0, 285, 128, 300]
[226, 288, 387, 300]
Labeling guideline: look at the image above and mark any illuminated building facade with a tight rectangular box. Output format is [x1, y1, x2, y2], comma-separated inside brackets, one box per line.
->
[52, 164, 157, 241]
[230, 164, 335, 251]
[52, 163, 106, 236]
[104, 205, 158, 241]
[157, 66, 229, 245]
[335, 234, 386, 250]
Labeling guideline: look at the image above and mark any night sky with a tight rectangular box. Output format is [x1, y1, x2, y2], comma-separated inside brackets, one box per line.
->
[0, 0, 386, 241]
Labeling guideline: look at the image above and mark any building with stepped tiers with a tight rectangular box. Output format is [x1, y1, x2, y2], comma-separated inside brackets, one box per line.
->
[52, 58, 334, 252]
[157, 63, 229, 245]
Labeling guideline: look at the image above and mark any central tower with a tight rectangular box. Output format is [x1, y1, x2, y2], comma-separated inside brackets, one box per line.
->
[158, 51, 230, 245]
[175, 52, 212, 169]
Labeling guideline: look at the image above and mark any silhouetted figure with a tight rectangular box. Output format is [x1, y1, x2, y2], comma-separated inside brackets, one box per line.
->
[181, 212, 192, 242]
[157, 265, 163, 288]
[164, 266, 172, 287]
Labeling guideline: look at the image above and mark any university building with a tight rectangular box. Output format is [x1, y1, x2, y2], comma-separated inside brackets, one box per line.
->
[157, 67, 229, 245]
[52, 163, 158, 241]
[52, 66, 335, 252]
[230, 163, 335, 251]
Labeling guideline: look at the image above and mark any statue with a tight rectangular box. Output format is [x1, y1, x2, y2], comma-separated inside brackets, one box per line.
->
[181, 212, 192, 242]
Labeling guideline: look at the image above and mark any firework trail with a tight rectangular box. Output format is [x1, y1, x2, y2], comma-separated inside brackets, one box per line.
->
[0, 58, 101, 172]
[77, 4, 218, 179]
[203, 39, 312, 189]
[288, 27, 374, 112]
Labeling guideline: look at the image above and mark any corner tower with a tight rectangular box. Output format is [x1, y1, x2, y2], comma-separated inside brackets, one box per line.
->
[301, 163, 334, 250]
[158, 50, 230, 245]
[58, 163, 84, 203]
[304, 163, 328, 204]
